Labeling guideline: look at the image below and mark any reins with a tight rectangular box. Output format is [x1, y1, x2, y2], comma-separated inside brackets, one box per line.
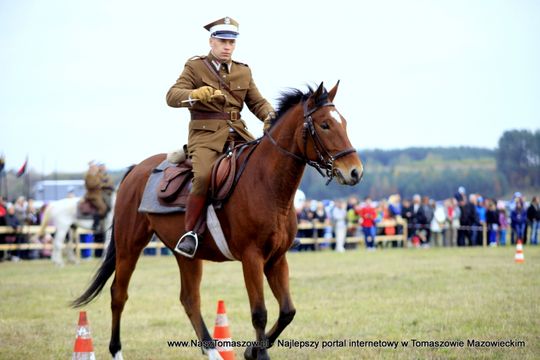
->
[264, 99, 356, 185]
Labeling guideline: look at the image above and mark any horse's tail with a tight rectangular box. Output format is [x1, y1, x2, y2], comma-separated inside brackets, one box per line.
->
[38, 204, 52, 238]
[71, 219, 117, 308]
[71, 165, 136, 308]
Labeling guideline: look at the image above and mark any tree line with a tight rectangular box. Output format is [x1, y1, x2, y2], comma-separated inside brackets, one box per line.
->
[301, 129, 539, 200]
[1, 130, 538, 202]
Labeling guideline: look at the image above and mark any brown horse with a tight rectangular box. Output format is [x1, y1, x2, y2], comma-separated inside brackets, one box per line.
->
[72, 82, 363, 360]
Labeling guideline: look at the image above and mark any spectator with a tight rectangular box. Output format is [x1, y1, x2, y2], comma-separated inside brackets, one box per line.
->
[332, 200, 347, 252]
[476, 195, 487, 228]
[497, 201, 509, 246]
[527, 196, 539, 245]
[401, 198, 414, 243]
[296, 200, 314, 251]
[359, 197, 377, 251]
[25, 199, 39, 225]
[417, 196, 433, 247]
[444, 197, 460, 247]
[468, 194, 482, 246]
[386, 194, 402, 247]
[511, 198, 527, 244]
[14, 196, 26, 224]
[458, 193, 478, 246]
[312, 201, 330, 248]
[431, 200, 446, 247]
[5, 204, 22, 261]
[486, 199, 500, 246]
[346, 196, 360, 244]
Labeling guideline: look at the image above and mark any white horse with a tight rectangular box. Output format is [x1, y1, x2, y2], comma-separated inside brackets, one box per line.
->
[39, 196, 114, 266]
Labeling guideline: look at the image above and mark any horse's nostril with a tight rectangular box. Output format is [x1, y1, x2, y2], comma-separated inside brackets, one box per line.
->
[351, 168, 359, 180]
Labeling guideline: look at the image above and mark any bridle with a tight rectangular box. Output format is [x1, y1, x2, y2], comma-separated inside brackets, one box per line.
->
[264, 99, 357, 185]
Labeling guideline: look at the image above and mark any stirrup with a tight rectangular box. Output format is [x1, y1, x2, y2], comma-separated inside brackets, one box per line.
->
[174, 231, 199, 258]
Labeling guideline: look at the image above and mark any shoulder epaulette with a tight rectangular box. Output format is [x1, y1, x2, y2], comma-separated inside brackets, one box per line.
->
[232, 60, 249, 67]
[187, 55, 207, 62]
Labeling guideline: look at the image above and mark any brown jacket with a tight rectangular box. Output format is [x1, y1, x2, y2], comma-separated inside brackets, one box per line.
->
[84, 171, 108, 215]
[166, 53, 274, 153]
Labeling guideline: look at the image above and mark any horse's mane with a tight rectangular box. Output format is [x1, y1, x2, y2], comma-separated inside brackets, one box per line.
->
[271, 85, 329, 128]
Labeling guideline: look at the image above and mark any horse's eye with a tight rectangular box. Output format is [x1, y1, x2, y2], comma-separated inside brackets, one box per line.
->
[320, 121, 330, 130]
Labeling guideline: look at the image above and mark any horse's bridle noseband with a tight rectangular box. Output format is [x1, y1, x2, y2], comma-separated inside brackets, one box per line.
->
[265, 99, 357, 185]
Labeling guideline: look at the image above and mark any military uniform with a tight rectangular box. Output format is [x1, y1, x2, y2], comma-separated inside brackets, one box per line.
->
[84, 171, 107, 216]
[166, 52, 274, 195]
[167, 16, 274, 258]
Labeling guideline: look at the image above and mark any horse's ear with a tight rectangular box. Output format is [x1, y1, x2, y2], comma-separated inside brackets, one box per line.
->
[328, 80, 340, 102]
[313, 82, 325, 102]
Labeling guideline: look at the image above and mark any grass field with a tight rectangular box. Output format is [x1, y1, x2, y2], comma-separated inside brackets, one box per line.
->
[1, 246, 539, 359]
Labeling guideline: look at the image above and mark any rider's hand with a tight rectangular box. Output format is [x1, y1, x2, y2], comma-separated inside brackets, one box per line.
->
[191, 86, 215, 103]
[210, 89, 227, 105]
[263, 111, 276, 131]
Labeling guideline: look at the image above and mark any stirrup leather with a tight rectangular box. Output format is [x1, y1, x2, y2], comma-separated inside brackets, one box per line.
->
[174, 231, 199, 258]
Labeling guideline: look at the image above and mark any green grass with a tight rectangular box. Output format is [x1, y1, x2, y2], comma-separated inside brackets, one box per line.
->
[1, 246, 539, 359]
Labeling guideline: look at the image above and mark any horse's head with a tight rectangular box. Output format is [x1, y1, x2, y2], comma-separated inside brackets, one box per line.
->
[270, 82, 363, 185]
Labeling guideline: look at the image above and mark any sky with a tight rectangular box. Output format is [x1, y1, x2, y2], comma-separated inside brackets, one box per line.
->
[1, 0, 539, 174]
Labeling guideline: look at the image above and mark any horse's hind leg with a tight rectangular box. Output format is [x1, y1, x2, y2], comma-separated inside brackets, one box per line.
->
[242, 252, 270, 360]
[109, 224, 152, 359]
[175, 256, 221, 359]
[263, 255, 296, 347]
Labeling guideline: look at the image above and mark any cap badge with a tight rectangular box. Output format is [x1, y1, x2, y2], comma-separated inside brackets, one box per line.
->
[224, 17, 231, 24]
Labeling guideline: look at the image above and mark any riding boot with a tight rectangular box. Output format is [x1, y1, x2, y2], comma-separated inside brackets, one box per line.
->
[175, 194, 207, 258]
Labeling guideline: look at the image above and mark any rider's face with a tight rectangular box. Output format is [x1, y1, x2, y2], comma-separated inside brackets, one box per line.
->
[209, 38, 236, 62]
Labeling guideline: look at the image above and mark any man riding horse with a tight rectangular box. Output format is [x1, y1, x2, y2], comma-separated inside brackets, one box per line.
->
[84, 161, 112, 231]
[166, 17, 276, 258]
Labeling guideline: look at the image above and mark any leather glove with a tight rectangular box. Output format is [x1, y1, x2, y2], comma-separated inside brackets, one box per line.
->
[191, 86, 215, 103]
[263, 111, 276, 131]
[210, 89, 227, 105]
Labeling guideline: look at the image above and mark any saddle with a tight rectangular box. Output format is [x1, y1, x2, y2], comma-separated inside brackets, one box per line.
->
[157, 147, 242, 208]
[77, 199, 98, 219]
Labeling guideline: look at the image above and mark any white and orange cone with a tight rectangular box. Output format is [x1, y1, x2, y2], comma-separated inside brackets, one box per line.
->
[72, 311, 96, 360]
[515, 239, 525, 263]
[213, 300, 235, 360]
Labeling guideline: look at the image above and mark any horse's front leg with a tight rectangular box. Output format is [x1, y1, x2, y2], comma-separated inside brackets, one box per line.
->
[242, 250, 270, 360]
[175, 256, 221, 359]
[263, 255, 296, 347]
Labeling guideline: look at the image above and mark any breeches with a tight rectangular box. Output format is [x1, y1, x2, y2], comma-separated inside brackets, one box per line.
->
[190, 147, 221, 196]
[189, 132, 245, 196]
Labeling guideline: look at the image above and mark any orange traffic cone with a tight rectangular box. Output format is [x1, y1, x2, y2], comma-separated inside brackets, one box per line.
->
[72, 311, 96, 360]
[213, 300, 235, 360]
[514, 239, 525, 263]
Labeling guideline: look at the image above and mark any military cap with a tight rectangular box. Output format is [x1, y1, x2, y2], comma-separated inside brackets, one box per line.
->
[204, 17, 239, 39]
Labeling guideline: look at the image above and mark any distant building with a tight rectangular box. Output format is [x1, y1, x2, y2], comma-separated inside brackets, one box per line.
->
[33, 180, 85, 202]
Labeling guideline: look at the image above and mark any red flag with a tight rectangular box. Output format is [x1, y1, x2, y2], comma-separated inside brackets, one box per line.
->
[16, 158, 27, 177]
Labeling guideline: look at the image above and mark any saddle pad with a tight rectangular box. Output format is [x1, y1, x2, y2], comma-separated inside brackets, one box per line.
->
[138, 160, 185, 214]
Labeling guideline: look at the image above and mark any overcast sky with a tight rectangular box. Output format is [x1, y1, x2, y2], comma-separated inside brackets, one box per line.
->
[1, 0, 539, 174]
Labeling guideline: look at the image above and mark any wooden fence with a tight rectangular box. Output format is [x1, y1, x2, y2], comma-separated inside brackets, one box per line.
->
[0, 220, 507, 259]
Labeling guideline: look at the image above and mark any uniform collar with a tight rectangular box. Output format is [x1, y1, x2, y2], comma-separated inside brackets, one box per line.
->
[208, 52, 232, 73]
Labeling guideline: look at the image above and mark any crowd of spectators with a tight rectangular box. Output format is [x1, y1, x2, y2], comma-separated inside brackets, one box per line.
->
[0, 196, 51, 262]
[1, 187, 539, 261]
[295, 188, 540, 251]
